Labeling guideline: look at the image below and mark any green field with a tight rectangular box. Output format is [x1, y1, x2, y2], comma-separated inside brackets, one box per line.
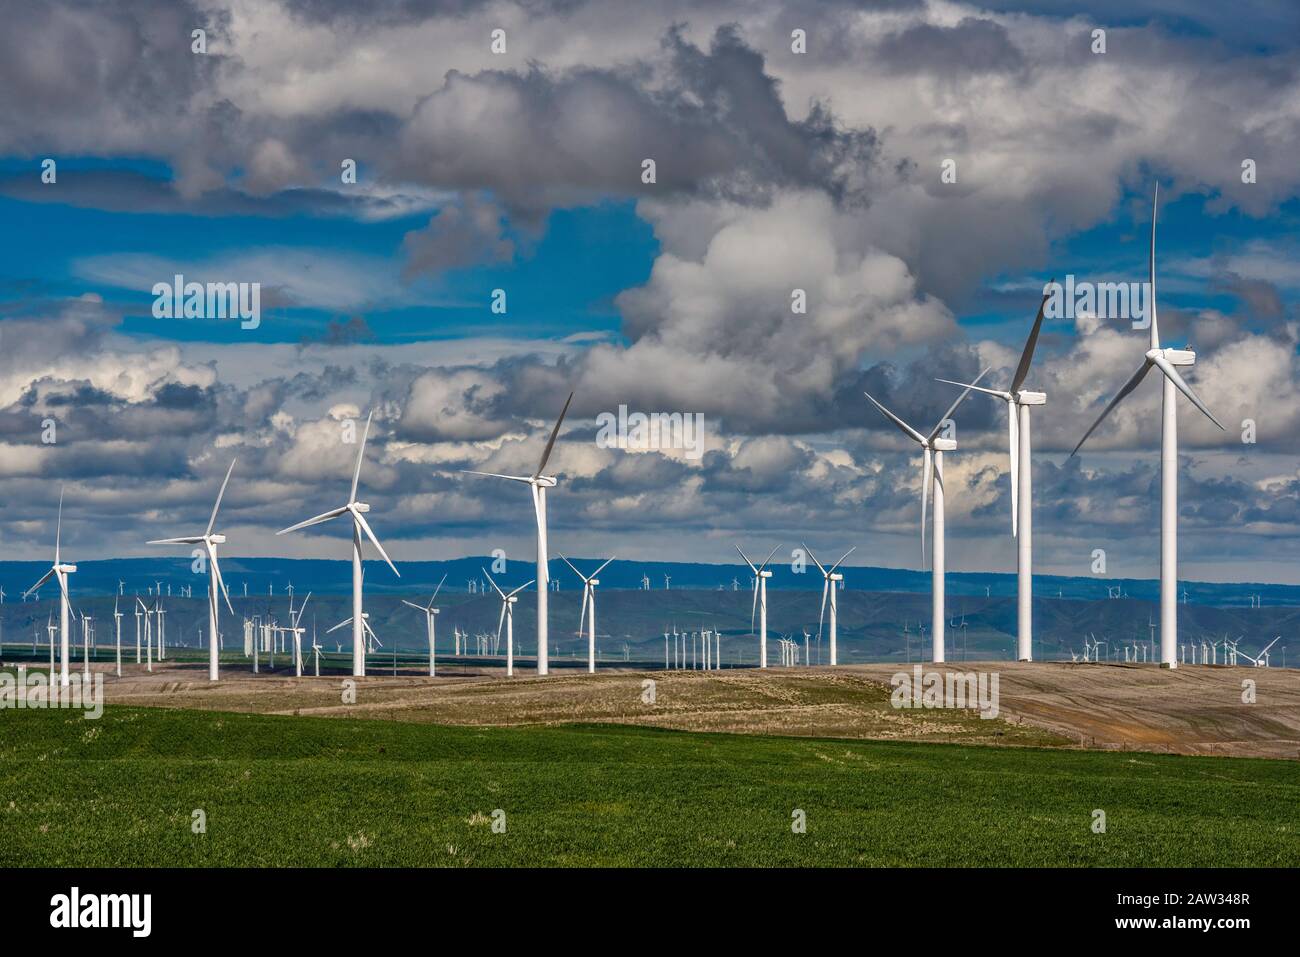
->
[2, 706, 1297, 866]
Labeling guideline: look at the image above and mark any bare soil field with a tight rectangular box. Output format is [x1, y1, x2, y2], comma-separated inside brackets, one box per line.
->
[47, 656, 1300, 758]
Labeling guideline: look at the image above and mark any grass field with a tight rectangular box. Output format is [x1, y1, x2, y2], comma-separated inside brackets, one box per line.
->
[2, 705, 1298, 866]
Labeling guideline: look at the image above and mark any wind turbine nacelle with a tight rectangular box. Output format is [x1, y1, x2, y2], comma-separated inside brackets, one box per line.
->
[58, 564, 78, 573]
[1153, 347, 1195, 366]
[589, 578, 599, 587]
[352, 502, 371, 513]
[759, 570, 773, 579]
[430, 608, 440, 615]
[535, 475, 558, 488]
[932, 437, 957, 452]
[507, 596, 518, 604]
[829, 572, 843, 582]
[209, 534, 227, 544]
[1016, 390, 1046, 406]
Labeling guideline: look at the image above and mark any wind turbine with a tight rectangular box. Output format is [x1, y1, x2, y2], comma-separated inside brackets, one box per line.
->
[464, 391, 573, 676]
[485, 570, 534, 677]
[804, 544, 855, 666]
[287, 592, 311, 677]
[937, 289, 1051, 661]
[736, 544, 780, 668]
[559, 554, 615, 674]
[1238, 636, 1280, 668]
[278, 411, 399, 676]
[401, 573, 447, 677]
[863, 372, 988, 662]
[146, 458, 236, 681]
[22, 488, 76, 686]
[1070, 185, 1224, 668]
[112, 596, 123, 677]
[327, 613, 382, 657]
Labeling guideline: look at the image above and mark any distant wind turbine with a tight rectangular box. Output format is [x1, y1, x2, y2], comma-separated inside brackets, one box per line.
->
[147, 458, 237, 681]
[736, 544, 780, 668]
[278, 411, 399, 676]
[863, 371, 988, 663]
[559, 554, 615, 674]
[401, 574, 447, 677]
[23, 487, 76, 686]
[804, 544, 855, 666]
[485, 569, 534, 677]
[464, 391, 574, 676]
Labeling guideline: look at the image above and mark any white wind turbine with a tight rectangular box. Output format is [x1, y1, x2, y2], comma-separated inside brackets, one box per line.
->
[327, 613, 382, 656]
[401, 573, 447, 677]
[485, 569, 534, 677]
[1237, 636, 1280, 668]
[288, 592, 311, 677]
[736, 544, 780, 668]
[559, 554, 615, 674]
[938, 289, 1051, 661]
[863, 372, 988, 663]
[1070, 186, 1224, 668]
[112, 595, 123, 677]
[147, 458, 237, 681]
[278, 411, 400, 676]
[464, 391, 573, 676]
[23, 488, 76, 686]
[804, 544, 855, 666]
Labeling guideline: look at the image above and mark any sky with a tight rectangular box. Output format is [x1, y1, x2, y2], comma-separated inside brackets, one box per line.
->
[1, 0, 1299, 583]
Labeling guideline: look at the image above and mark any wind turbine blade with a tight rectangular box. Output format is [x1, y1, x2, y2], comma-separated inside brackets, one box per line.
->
[558, 553, 585, 581]
[1260, 636, 1281, 656]
[482, 569, 507, 600]
[534, 391, 574, 478]
[55, 486, 64, 565]
[208, 545, 234, 615]
[928, 368, 990, 441]
[750, 578, 759, 635]
[818, 579, 828, 641]
[56, 571, 76, 620]
[497, 603, 507, 643]
[206, 457, 237, 537]
[1070, 360, 1154, 457]
[734, 544, 758, 574]
[506, 580, 535, 599]
[921, 448, 932, 570]
[401, 600, 426, 612]
[136, 596, 149, 612]
[863, 391, 925, 445]
[430, 573, 448, 605]
[24, 567, 55, 598]
[802, 543, 827, 577]
[934, 378, 1010, 400]
[277, 505, 348, 535]
[1150, 354, 1225, 431]
[350, 410, 373, 503]
[829, 546, 857, 573]
[579, 584, 590, 632]
[461, 470, 533, 483]
[591, 556, 616, 578]
[296, 592, 311, 624]
[1008, 396, 1019, 538]
[326, 617, 353, 634]
[1009, 281, 1053, 392]
[1149, 183, 1160, 350]
[147, 536, 206, 545]
[351, 508, 400, 577]
[757, 544, 780, 573]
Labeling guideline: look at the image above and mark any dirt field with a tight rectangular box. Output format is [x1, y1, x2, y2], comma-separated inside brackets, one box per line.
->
[40, 656, 1300, 759]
